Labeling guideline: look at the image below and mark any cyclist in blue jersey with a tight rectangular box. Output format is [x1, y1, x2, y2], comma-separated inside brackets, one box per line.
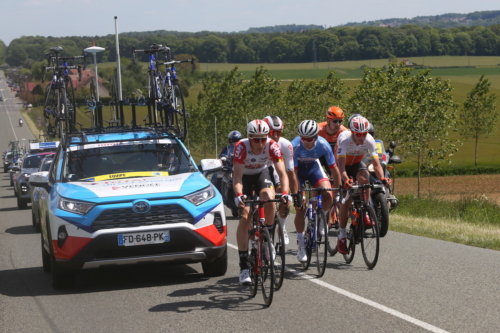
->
[292, 120, 342, 263]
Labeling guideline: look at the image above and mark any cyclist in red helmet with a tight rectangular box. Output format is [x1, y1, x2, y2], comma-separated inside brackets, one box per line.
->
[336, 115, 389, 255]
[233, 119, 291, 284]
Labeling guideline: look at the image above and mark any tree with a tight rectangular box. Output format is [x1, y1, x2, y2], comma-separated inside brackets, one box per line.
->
[459, 74, 498, 166]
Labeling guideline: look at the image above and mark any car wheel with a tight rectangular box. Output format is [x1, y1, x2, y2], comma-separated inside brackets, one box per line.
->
[32, 211, 41, 232]
[47, 223, 75, 289]
[41, 232, 51, 273]
[201, 245, 228, 277]
[17, 196, 27, 210]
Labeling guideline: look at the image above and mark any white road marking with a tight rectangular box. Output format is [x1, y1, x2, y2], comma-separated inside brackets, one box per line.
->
[227, 242, 448, 333]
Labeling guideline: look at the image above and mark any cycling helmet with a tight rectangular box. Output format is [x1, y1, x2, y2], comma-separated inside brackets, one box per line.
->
[326, 106, 345, 120]
[228, 130, 242, 143]
[298, 120, 320, 137]
[246, 119, 270, 135]
[347, 113, 362, 128]
[367, 123, 375, 137]
[350, 115, 370, 133]
[263, 115, 284, 131]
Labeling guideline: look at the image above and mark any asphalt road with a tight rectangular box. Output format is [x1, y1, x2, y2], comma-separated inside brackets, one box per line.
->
[1, 71, 499, 332]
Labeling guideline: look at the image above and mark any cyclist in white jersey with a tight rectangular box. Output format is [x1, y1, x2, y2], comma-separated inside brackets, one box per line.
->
[233, 119, 291, 284]
[263, 115, 298, 245]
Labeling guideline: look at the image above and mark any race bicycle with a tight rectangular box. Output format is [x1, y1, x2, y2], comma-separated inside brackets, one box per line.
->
[243, 196, 282, 307]
[340, 183, 380, 269]
[42, 46, 87, 138]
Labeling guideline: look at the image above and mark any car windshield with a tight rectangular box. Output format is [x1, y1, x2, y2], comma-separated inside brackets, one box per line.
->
[22, 155, 45, 169]
[40, 158, 53, 172]
[64, 139, 192, 182]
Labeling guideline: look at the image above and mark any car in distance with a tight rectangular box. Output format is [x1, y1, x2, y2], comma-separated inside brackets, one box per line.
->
[30, 155, 54, 232]
[30, 131, 227, 289]
[13, 152, 55, 209]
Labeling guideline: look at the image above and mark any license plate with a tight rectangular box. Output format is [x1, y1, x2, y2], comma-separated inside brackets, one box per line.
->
[118, 231, 170, 246]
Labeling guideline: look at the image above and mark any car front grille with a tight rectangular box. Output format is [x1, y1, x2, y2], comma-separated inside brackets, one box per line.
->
[91, 204, 194, 232]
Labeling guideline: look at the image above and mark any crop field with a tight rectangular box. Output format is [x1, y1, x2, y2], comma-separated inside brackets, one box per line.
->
[394, 174, 500, 205]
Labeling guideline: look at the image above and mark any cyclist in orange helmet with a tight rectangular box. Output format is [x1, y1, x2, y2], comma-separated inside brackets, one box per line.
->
[318, 106, 348, 158]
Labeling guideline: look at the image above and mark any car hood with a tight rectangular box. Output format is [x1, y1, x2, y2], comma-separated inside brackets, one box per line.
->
[54, 172, 211, 202]
[21, 168, 38, 174]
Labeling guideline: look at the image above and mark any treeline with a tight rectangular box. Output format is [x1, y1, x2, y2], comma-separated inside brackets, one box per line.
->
[343, 10, 500, 28]
[3, 24, 500, 67]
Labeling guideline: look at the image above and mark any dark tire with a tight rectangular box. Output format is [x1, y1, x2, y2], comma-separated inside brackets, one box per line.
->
[361, 205, 380, 269]
[201, 246, 228, 277]
[315, 209, 328, 277]
[48, 224, 75, 289]
[171, 83, 187, 140]
[231, 209, 239, 218]
[327, 203, 340, 256]
[272, 216, 285, 290]
[303, 221, 313, 270]
[43, 84, 57, 138]
[41, 232, 51, 273]
[247, 226, 258, 298]
[260, 227, 274, 307]
[32, 210, 41, 232]
[373, 192, 389, 237]
[17, 196, 27, 210]
[343, 223, 356, 264]
[65, 77, 77, 133]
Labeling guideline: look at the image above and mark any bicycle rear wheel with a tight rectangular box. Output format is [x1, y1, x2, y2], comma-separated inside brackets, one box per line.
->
[260, 227, 274, 307]
[272, 216, 285, 290]
[343, 223, 356, 264]
[170, 83, 187, 140]
[361, 205, 380, 269]
[315, 209, 328, 277]
[327, 203, 340, 256]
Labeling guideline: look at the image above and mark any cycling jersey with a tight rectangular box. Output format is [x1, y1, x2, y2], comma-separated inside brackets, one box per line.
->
[318, 122, 348, 150]
[267, 137, 294, 186]
[336, 132, 379, 166]
[233, 138, 283, 175]
[292, 136, 336, 170]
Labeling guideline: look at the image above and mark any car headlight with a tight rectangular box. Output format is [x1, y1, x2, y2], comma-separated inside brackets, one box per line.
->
[22, 173, 30, 180]
[185, 186, 215, 206]
[58, 197, 95, 215]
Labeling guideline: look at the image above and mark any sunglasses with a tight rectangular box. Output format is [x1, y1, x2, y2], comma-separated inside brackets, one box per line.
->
[250, 137, 267, 143]
[329, 120, 343, 124]
[300, 136, 317, 143]
[354, 132, 367, 137]
[269, 130, 282, 137]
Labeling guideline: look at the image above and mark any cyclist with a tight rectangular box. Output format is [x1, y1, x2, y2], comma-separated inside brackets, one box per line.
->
[318, 106, 348, 161]
[211, 130, 241, 192]
[336, 115, 389, 254]
[233, 120, 291, 284]
[263, 115, 298, 245]
[292, 120, 341, 263]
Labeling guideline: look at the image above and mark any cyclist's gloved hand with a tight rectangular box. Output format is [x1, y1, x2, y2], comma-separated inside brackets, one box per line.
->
[281, 191, 292, 207]
[381, 178, 391, 187]
[293, 192, 303, 208]
[234, 193, 246, 208]
[343, 178, 354, 189]
[220, 156, 227, 162]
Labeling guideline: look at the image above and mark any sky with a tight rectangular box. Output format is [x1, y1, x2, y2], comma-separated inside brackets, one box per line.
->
[1, 0, 499, 46]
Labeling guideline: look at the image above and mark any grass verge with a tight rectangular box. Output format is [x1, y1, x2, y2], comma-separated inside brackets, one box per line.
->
[391, 194, 500, 251]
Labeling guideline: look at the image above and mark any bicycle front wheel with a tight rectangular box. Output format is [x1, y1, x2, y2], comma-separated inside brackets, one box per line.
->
[260, 227, 274, 307]
[343, 223, 356, 264]
[315, 209, 328, 277]
[247, 229, 258, 298]
[327, 203, 340, 256]
[303, 224, 313, 270]
[272, 216, 285, 290]
[361, 204, 380, 269]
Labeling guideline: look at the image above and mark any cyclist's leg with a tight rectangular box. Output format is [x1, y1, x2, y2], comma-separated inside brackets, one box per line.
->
[337, 164, 359, 254]
[237, 174, 254, 280]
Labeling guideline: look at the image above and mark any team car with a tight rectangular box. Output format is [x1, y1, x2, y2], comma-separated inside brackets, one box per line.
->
[29, 130, 227, 289]
[30, 155, 55, 232]
[13, 152, 55, 209]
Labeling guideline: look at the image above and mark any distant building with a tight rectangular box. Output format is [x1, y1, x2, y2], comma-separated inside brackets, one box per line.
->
[401, 59, 415, 66]
[67, 68, 109, 97]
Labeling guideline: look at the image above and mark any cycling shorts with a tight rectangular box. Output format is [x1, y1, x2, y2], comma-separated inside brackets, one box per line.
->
[242, 168, 274, 201]
[268, 165, 280, 187]
[345, 162, 367, 180]
[297, 162, 329, 189]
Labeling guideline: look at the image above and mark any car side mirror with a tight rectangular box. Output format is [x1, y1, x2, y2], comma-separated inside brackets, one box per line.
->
[11, 166, 20, 172]
[200, 159, 223, 176]
[29, 171, 52, 192]
[389, 155, 402, 164]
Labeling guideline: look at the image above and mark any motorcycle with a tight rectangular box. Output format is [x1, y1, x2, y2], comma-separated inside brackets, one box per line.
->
[19, 119, 23, 127]
[364, 140, 402, 237]
[219, 153, 240, 218]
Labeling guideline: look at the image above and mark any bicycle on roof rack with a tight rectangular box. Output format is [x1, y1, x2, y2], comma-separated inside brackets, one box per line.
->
[132, 43, 195, 141]
[42, 46, 87, 139]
